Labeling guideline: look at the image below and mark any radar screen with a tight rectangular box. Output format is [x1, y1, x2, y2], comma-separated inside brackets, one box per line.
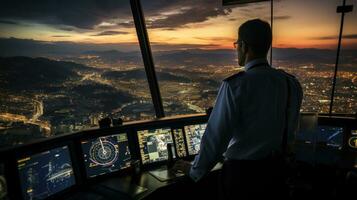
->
[137, 128, 175, 164]
[17, 146, 75, 200]
[81, 133, 131, 178]
[172, 128, 187, 158]
[184, 123, 207, 155]
[317, 126, 343, 148]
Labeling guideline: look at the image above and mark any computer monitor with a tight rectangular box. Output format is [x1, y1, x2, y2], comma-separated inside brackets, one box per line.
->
[137, 127, 175, 164]
[81, 133, 132, 178]
[172, 128, 187, 158]
[17, 146, 75, 200]
[317, 126, 343, 148]
[184, 123, 207, 155]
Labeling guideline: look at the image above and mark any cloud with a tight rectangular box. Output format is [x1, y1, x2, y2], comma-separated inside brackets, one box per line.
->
[0, 0, 234, 30]
[0, 0, 133, 29]
[151, 42, 220, 51]
[273, 15, 291, 20]
[194, 36, 235, 42]
[117, 21, 135, 28]
[58, 27, 75, 31]
[343, 34, 357, 39]
[91, 30, 129, 36]
[143, 0, 233, 29]
[52, 35, 71, 38]
[311, 34, 357, 40]
[0, 19, 19, 25]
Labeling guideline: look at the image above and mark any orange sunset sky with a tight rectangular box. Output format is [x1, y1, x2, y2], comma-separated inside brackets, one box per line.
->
[0, 0, 356, 50]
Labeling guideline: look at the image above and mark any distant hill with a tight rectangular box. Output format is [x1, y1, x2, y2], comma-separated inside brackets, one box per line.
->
[0, 38, 78, 57]
[153, 49, 237, 67]
[83, 48, 237, 67]
[0, 37, 139, 57]
[68, 80, 134, 112]
[102, 68, 191, 83]
[85, 48, 357, 70]
[0, 56, 91, 91]
[0, 37, 356, 71]
[273, 48, 336, 63]
[0, 56, 134, 117]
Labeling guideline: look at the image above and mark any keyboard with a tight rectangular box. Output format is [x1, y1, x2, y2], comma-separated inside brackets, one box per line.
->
[148, 166, 185, 182]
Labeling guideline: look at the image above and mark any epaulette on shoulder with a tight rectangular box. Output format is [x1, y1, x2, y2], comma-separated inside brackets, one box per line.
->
[223, 71, 245, 82]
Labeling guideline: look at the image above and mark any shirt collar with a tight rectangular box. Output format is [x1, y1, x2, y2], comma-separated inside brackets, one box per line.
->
[244, 58, 269, 71]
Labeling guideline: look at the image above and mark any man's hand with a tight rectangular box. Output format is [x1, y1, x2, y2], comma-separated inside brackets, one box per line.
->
[172, 160, 192, 176]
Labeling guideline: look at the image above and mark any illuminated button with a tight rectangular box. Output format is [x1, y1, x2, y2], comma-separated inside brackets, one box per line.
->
[348, 136, 357, 149]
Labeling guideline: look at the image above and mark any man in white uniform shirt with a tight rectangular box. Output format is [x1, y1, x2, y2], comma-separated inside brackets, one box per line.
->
[173, 19, 303, 198]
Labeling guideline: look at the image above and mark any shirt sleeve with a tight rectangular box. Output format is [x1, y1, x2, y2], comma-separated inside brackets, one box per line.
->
[189, 81, 238, 182]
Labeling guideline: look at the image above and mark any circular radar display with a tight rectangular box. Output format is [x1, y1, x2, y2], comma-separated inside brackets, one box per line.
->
[89, 138, 118, 166]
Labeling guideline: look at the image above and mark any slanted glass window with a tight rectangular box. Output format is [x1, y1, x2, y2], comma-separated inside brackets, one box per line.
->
[0, 0, 155, 147]
[142, 0, 271, 116]
[272, 0, 341, 113]
[333, 0, 357, 114]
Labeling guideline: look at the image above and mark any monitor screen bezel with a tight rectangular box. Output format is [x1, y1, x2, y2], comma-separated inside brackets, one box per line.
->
[136, 126, 176, 167]
[170, 127, 188, 159]
[183, 123, 207, 156]
[79, 131, 133, 179]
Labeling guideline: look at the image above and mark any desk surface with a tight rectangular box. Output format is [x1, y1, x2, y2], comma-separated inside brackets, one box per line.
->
[96, 162, 223, 200]
[65, 151, 357, 200]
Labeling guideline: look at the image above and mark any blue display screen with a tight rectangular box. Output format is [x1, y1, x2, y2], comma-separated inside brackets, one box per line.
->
[317, 126, 343, 148]
[17, 146, 75, 200]
[81, 133, 131, 178]
[297, 126, 343, 148]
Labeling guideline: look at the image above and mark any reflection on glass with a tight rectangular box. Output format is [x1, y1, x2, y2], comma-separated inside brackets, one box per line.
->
[0, 1, 155, 148]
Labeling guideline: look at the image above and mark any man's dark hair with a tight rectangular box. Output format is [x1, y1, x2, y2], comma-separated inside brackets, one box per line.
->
[238, 19, 272, 55]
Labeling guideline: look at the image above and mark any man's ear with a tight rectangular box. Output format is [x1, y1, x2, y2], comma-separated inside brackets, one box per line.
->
[241, 41, 248, 54]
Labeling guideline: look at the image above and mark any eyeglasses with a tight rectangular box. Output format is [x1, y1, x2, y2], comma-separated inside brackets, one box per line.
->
[233, 40, 243, 49]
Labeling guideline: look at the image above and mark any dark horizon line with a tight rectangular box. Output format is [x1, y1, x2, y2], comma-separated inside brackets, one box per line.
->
[1, 36, 357, 51]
